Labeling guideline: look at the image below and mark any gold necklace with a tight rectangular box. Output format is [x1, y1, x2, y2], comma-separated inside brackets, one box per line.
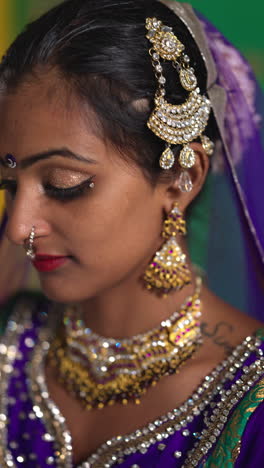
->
[47, 278, 203, 410]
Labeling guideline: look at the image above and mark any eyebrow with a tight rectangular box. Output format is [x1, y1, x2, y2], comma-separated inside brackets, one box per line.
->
[0, 147, 98, 169]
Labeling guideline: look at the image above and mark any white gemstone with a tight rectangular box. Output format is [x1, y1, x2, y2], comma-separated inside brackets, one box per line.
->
[159, 147, 175, 170]
[25, 337, 35, 348]
[179, 68, 198, 91]
[201, 135, 214, 156]
[162, 26, 172, 32]
[42, 433, 54, 442]
[179, 146, 196, 169]
[178, 170, 193, 192]
[10, 441, 18, 449]
[158, 443, 166, 451]
[46, 458, 55, 465]
[0, 344, 7, 354]
[165, 39, 174, 49]
[3, 364, 13, 374]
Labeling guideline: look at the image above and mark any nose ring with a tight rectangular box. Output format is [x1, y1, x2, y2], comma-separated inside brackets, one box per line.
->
[26, 226, 36, 260]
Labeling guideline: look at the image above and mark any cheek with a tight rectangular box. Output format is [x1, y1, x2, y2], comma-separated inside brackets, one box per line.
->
[71, 196, 162, 273]
[39, 185, 163, 302]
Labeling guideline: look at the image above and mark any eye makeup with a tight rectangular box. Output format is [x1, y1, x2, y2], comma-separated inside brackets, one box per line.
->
[46, 169, 90, 189]
[42, 168, 96, 201]
[0, 168, 96, 202]
[44, 176, 95, 201]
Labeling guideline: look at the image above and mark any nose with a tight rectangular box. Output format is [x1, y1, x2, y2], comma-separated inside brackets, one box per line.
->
[5, 190, 50, 247]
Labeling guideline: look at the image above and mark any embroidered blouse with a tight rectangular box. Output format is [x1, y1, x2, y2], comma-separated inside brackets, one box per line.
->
[0, 294, 264, 468]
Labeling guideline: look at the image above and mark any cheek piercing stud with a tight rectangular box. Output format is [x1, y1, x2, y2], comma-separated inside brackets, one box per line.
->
[26, 226, 36, 260]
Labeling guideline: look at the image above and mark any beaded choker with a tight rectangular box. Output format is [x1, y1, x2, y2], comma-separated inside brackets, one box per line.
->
[47, 278, 203, 410]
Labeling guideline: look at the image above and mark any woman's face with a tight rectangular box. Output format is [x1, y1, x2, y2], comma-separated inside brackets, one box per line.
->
[0, 76, 167, 303]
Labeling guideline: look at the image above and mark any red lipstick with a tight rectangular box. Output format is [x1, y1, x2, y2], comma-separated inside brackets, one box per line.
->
[32, 255, 69, 273]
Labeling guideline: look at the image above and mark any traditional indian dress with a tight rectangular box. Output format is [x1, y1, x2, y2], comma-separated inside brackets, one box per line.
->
[0, 295, 264, 467]
[0, 1, 264, 467]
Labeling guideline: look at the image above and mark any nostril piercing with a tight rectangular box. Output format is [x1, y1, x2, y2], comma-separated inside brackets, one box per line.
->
[26, 226, 36, 260]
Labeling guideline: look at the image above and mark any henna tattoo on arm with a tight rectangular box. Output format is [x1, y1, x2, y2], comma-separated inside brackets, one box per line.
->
[201, 321, 234, 354]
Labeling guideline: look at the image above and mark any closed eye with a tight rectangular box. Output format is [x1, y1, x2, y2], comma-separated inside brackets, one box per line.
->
[0, 176, 95, 202]
[43, 176, 95, 201]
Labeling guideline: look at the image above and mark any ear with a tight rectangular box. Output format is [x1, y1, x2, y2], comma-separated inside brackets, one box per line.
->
[162, 142, 210, 214]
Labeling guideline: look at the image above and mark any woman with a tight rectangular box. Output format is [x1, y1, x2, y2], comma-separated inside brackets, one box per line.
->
[0, 0, 264, 466]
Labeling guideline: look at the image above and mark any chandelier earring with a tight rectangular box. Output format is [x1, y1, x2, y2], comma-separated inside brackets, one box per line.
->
[144, 203, 191, 296]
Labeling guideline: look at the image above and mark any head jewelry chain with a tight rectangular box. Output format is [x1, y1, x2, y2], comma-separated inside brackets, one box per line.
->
[145, 17, 214, 191]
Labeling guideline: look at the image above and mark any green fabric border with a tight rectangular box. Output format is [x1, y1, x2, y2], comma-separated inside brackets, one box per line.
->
[203, 372, 264, 465]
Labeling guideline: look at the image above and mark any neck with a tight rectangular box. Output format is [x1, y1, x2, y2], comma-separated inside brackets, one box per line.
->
[78, 269, 197, 339]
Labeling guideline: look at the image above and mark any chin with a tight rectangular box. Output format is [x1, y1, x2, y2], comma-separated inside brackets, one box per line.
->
[38, 275, 95, 304]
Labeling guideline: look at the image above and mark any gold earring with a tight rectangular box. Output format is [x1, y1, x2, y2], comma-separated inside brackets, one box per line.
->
[144, 203, 191, 296]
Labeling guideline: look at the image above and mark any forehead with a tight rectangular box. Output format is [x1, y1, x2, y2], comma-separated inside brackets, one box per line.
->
[0, 73, 102, 161]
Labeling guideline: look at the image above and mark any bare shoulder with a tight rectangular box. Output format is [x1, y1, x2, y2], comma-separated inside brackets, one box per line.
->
[198, 286, 263, 361]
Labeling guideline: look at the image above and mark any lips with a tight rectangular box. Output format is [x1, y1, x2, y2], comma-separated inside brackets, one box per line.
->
[32, 254, 69, 273]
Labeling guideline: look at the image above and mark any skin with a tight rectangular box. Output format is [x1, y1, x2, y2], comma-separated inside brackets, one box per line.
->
[0, 72, 262, 464]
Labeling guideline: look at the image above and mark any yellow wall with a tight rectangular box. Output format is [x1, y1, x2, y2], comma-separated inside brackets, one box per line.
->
[0, 1, 12, 215]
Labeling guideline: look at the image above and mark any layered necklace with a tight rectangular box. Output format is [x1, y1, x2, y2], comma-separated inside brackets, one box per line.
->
[47, 278, 203, 410]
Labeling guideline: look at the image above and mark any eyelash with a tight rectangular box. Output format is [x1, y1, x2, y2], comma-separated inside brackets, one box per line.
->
[44, 176, 95, 201]
[0, 176, 95, 202]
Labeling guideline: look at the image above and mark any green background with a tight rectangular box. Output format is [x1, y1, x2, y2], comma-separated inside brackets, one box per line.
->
[6, 0, 264, 86]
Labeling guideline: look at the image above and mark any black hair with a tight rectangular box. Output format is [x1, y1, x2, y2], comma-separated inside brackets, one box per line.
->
[0, 0, 217, 183]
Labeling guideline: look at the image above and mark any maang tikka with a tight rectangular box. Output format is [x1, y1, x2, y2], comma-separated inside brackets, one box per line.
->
[145, 17, 214, 192]
[144, 203, 191, 295]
